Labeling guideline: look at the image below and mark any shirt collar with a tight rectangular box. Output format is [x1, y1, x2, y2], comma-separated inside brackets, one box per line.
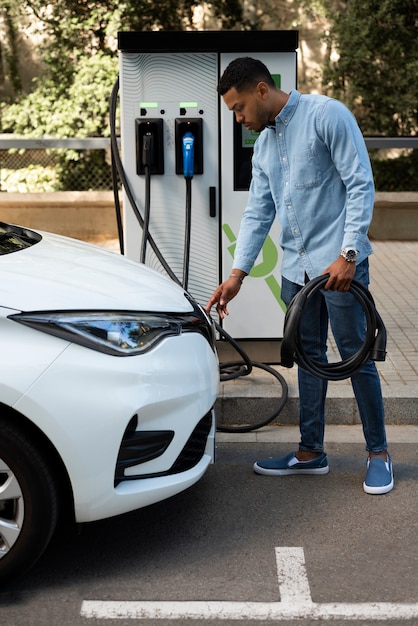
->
[275, 89, 300, 126]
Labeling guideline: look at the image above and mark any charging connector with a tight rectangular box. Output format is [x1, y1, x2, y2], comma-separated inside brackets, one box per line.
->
[181, 131, 195, 290]
[142, 131, 154, 168]
[182, 131, 195, 178]
[175, 118, 203, 175]
[135, 118, 164, 175]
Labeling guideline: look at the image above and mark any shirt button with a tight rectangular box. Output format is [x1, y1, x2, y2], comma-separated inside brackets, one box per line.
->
[285, 181, 289, 186]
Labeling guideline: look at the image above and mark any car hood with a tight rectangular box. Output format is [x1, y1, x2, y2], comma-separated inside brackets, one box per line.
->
[0, 230, 191, 312]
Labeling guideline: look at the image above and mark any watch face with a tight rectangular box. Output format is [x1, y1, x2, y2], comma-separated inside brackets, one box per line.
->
[343, 249, 358, 261]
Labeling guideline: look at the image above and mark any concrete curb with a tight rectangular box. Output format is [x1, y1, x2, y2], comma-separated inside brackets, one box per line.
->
[215, 394, 418, 428]
[216, 424, 418, 443]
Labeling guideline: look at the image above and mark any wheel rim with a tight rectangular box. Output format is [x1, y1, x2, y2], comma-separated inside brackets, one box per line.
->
[0, 458, 25, 559]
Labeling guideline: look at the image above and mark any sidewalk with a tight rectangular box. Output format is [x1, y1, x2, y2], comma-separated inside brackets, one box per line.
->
[216, 240, 418, 427]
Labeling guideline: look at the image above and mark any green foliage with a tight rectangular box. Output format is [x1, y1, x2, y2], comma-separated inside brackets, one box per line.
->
[2, 0, 416, 192]
[0, 0, 214, 191]
[371, 151, 418, 192]
[58, 150, 113, 191]
[209, 0, 245, 29]
[0, 0, 202, 138]
[1, 53, 118, 137]
[0, 148, 114, 192]
[0, 164, 61, 192]
[323, 0, 418, 135]
[1, 0, 243, 140]
[0, 1, 23, 94]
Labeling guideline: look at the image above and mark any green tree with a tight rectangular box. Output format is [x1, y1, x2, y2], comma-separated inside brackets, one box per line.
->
[0, 0, 244, 137]
[0, 1, 22, 96]
[323, 0, 418, 136]
[0, 0, 244, 190]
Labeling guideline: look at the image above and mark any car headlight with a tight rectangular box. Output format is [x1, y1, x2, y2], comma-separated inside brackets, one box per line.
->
[9, 305, 216, 356]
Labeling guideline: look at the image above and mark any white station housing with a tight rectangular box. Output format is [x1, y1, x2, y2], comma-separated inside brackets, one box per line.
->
[118, 31, 298, 340]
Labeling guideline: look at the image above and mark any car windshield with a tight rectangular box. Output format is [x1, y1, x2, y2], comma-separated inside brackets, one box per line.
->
[0, 222, 42, 255]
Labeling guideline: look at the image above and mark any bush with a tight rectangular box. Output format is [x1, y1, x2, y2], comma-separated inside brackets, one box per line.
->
[370, 150, 418, 192]
[0, 164, 61, 192]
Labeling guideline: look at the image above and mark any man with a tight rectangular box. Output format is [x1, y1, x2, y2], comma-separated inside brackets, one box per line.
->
[206, 57, 393, 494]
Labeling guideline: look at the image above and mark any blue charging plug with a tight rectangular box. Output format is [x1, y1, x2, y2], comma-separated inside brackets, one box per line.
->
[182, 132, 195, 178]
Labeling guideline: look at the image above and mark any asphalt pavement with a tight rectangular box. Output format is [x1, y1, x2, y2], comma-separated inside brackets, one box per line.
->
[1, 431, 417, 626]
[1, 239, 417, 625]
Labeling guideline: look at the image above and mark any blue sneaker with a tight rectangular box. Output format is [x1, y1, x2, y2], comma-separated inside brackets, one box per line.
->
[253, 452, 329, 476]
[363, 453, 394, 494]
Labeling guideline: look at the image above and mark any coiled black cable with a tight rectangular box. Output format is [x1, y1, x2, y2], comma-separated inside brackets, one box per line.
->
[280, 275, 387, 381]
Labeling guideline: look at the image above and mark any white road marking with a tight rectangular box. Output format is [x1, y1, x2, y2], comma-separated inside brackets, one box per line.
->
[81, 547, 418, 621]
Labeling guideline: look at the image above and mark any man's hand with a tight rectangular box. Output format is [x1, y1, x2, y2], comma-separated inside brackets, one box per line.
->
[322, 256, 356, 291]
[205, 274, 245, 319]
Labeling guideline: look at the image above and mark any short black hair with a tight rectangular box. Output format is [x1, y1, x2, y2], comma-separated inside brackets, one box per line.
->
[217, 57, 276, 95]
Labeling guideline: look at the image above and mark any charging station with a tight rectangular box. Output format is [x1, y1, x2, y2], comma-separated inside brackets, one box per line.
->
[117, 31, 298, 341]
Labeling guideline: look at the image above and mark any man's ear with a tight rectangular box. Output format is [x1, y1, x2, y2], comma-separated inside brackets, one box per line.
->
[256, 81, 269, 99]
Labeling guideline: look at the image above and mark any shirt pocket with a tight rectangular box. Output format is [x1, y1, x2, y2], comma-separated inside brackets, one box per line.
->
[292, 147, 322, 189]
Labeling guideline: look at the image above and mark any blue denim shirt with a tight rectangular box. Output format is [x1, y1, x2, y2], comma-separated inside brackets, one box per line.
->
[233, 90, 374, 285]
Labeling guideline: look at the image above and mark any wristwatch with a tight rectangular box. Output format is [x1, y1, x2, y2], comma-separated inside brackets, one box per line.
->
[340, 248, 359, 262]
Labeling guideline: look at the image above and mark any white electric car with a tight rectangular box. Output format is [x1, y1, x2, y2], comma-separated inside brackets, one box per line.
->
[0, 222, 219, 582]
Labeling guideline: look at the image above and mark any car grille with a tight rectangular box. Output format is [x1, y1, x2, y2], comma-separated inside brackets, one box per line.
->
[115, 410, 213, 485]
[169, 410, 213, 474]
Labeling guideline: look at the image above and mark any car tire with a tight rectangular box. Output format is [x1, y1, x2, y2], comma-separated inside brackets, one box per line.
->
[0, 417, 58, 583]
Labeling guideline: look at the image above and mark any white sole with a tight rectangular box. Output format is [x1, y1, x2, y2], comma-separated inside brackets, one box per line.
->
[253, 464, 330, 476]
[363, 478, 394, 494]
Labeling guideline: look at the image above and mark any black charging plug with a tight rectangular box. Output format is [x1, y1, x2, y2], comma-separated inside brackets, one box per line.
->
[135, 118, 164, 175]
[142, 132, 154, 167]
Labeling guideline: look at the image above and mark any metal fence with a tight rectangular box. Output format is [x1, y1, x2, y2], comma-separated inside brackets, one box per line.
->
[0, 138, 116, 193]
[0, 137, 417, 193]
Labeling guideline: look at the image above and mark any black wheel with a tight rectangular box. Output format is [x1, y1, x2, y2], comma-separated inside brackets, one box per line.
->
[0, 417, 58, 582]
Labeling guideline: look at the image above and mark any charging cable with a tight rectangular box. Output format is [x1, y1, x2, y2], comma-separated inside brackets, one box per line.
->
[140, 131, 154, 264]
[109, 78, 181, 285]
[109, 78, 287, 433]
[109, 78, 386, 432]
[182, 132, 194, 290]
[280, 274, 387, 380]
[110, 78, 386, 432]
[215, 323, 289, 433]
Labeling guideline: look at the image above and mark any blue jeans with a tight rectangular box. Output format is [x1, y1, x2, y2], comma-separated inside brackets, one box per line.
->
[281, 259, 387, 454]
